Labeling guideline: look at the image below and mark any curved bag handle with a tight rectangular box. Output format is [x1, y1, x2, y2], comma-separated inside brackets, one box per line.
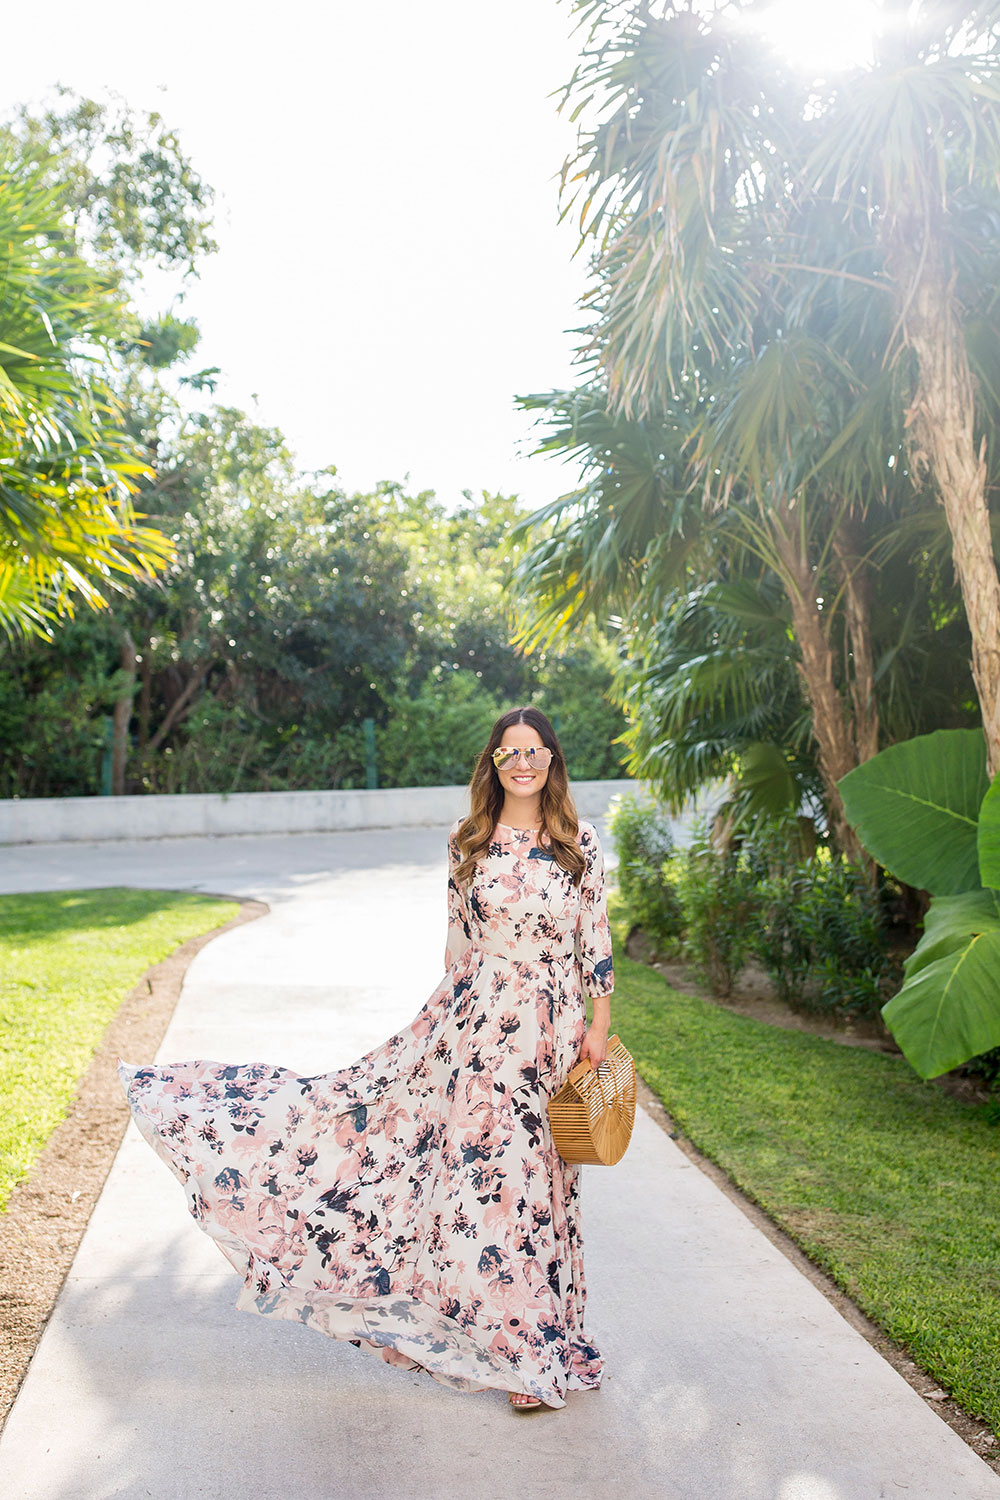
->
[565, 1034, 624, 1090]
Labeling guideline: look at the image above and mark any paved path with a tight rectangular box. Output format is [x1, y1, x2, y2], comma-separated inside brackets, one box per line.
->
[1, 827, 997, 1500]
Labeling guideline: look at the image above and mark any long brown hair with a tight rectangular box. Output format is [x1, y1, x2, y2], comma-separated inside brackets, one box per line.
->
[453, 707, 585, 887]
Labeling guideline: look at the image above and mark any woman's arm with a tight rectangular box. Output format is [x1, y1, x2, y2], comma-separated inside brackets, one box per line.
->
[576, 823, 614, 1068]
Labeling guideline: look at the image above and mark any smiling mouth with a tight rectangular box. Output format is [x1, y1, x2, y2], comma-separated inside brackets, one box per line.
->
[512, 774, 535, 783]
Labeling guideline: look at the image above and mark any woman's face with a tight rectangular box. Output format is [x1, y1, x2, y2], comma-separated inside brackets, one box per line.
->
[493, 722, 551, 810]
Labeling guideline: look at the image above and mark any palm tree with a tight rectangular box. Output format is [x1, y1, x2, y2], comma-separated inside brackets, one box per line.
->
[0, 146, 171, 635]
[805, 2, 1000, 771]
[613, 573, 824, 825]
[555, 0, 1000, 773]
[511, 380, 977, 850]
[511, 1, 1000, 846]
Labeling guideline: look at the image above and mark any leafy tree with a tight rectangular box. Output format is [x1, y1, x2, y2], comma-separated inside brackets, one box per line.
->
[0, 416, 629, 794]
[6, 89, 216, 277]
[125, 412, 430, 779]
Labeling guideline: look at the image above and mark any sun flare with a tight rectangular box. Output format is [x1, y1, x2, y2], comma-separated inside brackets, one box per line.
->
[738, 0, 882, 73]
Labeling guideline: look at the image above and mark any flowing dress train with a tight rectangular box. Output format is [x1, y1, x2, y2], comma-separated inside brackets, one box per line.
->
[118, 817, 615, 1407]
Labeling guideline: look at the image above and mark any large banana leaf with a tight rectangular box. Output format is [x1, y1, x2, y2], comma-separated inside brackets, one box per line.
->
[903, 889, 1000, 980]
[976, 775, 1000, 890]
[838, 729, 988, 894]
[881, 889, 1000, 1077]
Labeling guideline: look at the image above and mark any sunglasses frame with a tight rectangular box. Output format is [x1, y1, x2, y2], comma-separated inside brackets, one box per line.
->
[491, 745, 554, 770]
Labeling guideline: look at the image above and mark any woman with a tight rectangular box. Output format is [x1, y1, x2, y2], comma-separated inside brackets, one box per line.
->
[118, 705, 614, 1411]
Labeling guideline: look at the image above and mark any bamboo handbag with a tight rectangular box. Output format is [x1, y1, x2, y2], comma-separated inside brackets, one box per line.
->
[547, 1035, 637, 1165]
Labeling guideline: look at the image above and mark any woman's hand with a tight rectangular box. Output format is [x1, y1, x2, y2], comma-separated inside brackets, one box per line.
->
[579, 1022, 609, 1070]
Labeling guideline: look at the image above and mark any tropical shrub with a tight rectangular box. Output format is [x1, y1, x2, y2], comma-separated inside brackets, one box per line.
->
[672, 833, 758, 997]
[608, 794, 683, 954]
[750, 847, 896, 1019]
[610, 799, 895, 1013]
[0, 609, 162, 796]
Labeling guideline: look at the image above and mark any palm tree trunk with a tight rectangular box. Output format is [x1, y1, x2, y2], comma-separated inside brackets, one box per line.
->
[899, 254, 1000, 776]
[833, 515, 879, 766]
[768, 509, 863, 857]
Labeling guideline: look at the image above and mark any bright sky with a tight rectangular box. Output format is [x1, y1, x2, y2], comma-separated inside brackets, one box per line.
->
[3, 0, 880, 512]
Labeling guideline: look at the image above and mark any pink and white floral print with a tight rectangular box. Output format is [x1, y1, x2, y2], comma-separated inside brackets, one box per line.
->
[118, 816, 615, 1408]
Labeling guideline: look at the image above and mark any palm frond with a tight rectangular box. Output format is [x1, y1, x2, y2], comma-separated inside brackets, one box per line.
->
[0, 142, 171, 633]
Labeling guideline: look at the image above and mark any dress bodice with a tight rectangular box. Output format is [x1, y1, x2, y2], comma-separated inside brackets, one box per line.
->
[445, 818, 614, 997]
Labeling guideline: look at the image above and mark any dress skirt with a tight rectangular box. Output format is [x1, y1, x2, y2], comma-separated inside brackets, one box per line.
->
[118, 817, 616, 1408]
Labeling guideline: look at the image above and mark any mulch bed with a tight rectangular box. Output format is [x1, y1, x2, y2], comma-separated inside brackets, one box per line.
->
[0, 898, 267, 1431]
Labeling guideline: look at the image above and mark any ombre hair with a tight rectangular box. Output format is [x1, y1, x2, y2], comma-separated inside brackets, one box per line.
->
[453, 706, 585, 887]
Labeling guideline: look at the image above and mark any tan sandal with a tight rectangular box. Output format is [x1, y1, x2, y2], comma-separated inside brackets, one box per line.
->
[509, 1391, 543, 1410]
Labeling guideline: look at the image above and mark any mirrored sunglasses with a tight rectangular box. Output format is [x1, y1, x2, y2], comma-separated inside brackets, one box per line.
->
[492, 745, 553, 770]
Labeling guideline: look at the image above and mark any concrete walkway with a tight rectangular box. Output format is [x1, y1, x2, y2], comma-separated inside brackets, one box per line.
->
[1, 827, 997, 1500]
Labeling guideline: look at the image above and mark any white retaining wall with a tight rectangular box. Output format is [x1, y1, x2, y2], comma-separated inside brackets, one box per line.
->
[0, 780, 640, 846]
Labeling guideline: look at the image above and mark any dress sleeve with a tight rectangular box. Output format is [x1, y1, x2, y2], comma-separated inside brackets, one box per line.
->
[445, 821, 473, 970]
[576, 823, 615, 999]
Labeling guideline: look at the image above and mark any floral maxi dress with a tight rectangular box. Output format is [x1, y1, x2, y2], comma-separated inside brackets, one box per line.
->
[118, 817, 615, 1407]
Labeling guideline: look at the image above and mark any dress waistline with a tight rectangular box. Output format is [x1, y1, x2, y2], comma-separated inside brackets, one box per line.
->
[469, 941, 576, 966]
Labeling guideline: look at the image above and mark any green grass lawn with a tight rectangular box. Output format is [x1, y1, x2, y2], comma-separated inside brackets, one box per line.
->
[0, 887, 239, 1212]
[607, 895, 1000, 1432]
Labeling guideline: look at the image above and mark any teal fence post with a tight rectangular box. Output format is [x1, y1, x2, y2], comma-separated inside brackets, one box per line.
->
[99, 716, 114, 795]
[363, 717, 378, 790]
